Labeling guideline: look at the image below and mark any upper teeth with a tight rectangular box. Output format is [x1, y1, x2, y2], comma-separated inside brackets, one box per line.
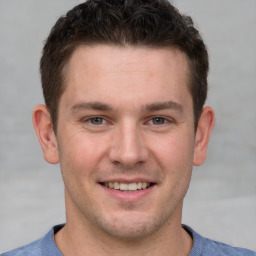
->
[104, 182, 150, 191]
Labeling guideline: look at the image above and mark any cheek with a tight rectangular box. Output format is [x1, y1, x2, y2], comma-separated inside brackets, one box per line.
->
[149, 131, 195, 170]
[158, 134, 194, 199]
[149, 131, 194, 197]
[57, 136, 102, 204]
[57, 131, 109, 183]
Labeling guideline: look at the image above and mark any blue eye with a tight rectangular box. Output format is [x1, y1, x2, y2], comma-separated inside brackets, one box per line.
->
[90, 117, 104, 125]
[151, 117, 166, 125]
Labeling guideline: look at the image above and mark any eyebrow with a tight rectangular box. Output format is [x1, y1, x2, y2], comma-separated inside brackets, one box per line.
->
[71, 102, 113, 112]
[70, 100, 183, 113]
[143, 101, 183, 113]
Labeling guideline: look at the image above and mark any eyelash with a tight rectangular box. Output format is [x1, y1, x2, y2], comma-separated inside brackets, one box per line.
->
[83, 116, 107, 125]
[148, 117, 170, 125]
[82, 116, 173, 126]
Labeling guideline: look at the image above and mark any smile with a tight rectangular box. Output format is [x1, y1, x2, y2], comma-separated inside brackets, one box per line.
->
[102, 182, 152, 191]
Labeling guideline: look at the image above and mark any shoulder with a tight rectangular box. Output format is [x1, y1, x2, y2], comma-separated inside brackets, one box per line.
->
[1, 225, 64, 256]
[1, 238, 44, 256]
[202, 238, 256, 256]
[183, 225, 256, 256]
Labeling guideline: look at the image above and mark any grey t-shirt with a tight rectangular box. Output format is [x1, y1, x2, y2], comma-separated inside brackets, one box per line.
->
[1, 224, 255, 256]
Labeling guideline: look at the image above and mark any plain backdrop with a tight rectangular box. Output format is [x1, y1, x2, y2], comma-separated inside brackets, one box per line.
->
[0, 0, 255, 252]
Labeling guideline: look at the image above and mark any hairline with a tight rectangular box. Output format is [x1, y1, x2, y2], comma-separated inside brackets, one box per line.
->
[53, 43, 197, 133]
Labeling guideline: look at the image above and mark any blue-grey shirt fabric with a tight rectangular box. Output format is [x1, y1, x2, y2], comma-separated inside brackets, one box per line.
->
[1, 224, 256, 256]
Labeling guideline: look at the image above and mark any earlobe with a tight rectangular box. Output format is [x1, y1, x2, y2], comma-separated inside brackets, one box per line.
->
[32, 104, 59, 164]
[193, 106, 215, 166]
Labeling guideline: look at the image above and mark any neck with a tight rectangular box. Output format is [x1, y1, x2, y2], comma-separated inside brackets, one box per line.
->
[55, 193, 193, 256]
[55, 223, 192, 256]
[55, 219, 192, 255]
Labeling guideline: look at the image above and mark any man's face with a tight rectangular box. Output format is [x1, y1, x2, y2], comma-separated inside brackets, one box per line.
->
[52, 45, 203, 239]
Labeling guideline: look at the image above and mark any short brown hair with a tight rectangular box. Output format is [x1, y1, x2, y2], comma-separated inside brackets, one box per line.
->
[40, 0, 209, 131]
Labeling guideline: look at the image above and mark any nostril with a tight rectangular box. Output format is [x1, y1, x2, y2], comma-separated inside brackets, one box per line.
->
[108, 130, 149, 166]
[112, 160, 121, 166]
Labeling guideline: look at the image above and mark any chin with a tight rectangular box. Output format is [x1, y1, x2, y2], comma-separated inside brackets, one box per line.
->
[93, 211, 167, 240]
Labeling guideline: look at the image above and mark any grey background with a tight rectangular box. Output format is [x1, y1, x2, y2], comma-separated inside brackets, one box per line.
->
[0, 0, 255, 252]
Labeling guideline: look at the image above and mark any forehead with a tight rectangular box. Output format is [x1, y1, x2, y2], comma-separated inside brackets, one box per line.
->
[66, 45, 189, 76]
[61, 45, 192, 110]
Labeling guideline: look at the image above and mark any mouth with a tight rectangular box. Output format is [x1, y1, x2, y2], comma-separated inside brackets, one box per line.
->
[100, 182, 154, 192]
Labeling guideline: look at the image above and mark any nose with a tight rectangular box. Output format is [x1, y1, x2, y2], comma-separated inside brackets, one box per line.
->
[108, 122, 149, 168]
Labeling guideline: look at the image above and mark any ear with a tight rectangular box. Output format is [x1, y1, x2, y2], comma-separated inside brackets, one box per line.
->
[193, 106, 215, 166]
[32, 104, 59, 164]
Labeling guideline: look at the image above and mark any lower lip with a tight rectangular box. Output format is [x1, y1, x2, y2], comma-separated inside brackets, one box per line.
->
[100, 184, 156, 202]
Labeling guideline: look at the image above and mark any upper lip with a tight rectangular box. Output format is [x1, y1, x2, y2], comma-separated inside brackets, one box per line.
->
[98, 177, 156, 184]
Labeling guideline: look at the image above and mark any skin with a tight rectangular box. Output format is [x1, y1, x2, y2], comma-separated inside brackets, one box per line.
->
[33, 45, 214, 256]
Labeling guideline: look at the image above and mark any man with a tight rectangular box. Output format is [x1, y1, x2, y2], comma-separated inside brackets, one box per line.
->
[2, 0, 255, 255]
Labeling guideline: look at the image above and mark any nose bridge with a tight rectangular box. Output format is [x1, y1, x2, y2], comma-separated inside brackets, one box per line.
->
[109, 120, 148, 166]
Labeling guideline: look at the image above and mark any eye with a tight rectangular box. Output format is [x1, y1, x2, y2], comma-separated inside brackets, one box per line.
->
[88, 117, 106, 125]
[150, 117, 167, 125]
[80, 116, 111, 132]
